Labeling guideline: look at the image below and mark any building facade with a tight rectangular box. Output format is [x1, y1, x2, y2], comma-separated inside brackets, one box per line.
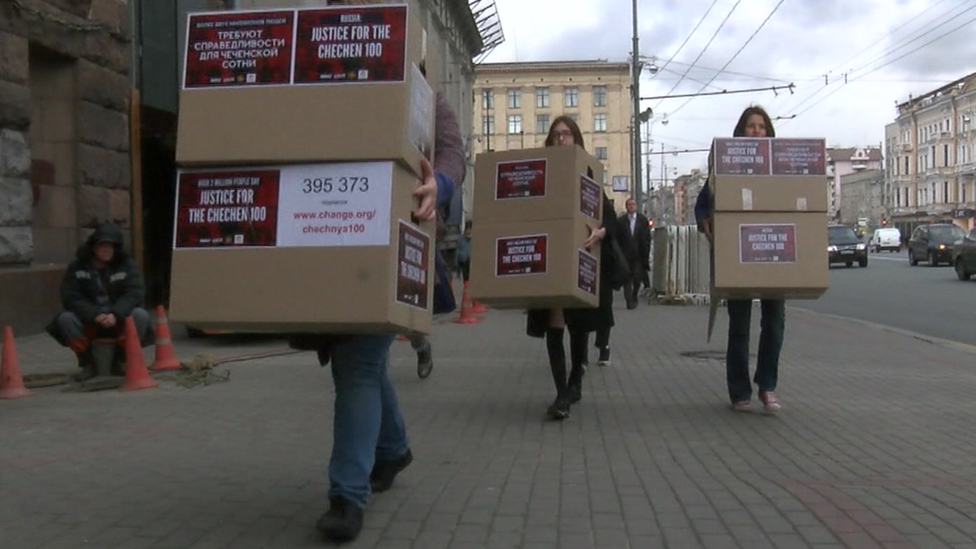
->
[472, 60, 633, 212]
[839, 169, 885, 230]
[886, 71, 976, 235]
[0, 0, 134, 335]
[826, 146, 883, 219]
[670, 169, 705, 226]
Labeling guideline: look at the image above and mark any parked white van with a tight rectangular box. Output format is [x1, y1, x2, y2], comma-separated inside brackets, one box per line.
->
[870, 227, 902, 252]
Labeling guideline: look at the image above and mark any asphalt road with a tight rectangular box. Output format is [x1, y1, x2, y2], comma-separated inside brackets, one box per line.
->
[793, 248, 976, 348]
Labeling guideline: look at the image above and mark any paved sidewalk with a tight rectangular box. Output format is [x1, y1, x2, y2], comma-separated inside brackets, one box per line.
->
[1, 300, 975, 549]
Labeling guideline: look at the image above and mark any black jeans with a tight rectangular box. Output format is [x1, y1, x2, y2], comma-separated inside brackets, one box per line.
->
[623, 260, 645, 304]
[725, 299, 785, 403]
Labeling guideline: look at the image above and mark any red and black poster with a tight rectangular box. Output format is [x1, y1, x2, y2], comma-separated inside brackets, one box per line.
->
[496, 235, 547, 276]
[175, 169, 280, 248]
[739, 224, 797, 263]
[771, 138, 827, 175]
[496, 159, 547, 200]
[577, 250, 598, 295]
[293, 5, 408, 84]
[396, 221, 430, 310]
[713, 138, 771, 176]
[183, 11, 295, 88]
[579, 174, 602, 220]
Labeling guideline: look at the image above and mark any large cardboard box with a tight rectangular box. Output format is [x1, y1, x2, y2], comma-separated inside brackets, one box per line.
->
[711, 137, 828, 213]
[469, 145, 606, 308]
[473, 145, 605, 222]
[168, 161, 434, 333]
[175, 5, 433, 176]
[468, 218, 601, 309]
[711, 212, 828, 299]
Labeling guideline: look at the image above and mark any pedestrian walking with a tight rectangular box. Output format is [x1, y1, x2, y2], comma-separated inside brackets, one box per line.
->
[695, 105, 785, 414]
[526, 116, 618, 420]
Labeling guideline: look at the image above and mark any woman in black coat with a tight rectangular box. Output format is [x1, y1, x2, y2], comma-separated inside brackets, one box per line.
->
[527, 116, 617, 420]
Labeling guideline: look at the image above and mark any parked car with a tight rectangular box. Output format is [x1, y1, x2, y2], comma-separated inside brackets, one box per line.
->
[952, 227, 976, 280]
[869, 227, 902, 253]
[907, 224, 966, 266]
[827, 224, 868, 268]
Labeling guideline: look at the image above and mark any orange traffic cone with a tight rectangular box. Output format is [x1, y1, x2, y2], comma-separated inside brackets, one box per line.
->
[0, 326, 34, 399]
[464, 281, 488, 314]
[150, 305, 181, 371]
[454, 281, 481, 324]
[119, 316, 159, 392]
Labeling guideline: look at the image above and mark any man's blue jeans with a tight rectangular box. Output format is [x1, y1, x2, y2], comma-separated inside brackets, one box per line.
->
[726, 299, 785, 403]
[328, 334, 408, 509]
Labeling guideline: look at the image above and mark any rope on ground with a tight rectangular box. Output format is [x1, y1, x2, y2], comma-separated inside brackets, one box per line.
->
[156, 353, 231, 388]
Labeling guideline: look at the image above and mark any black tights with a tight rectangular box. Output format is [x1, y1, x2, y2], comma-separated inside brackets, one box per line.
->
[545, 327, 588, 394]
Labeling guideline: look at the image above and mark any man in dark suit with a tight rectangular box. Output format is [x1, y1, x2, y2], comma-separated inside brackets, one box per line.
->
[616, 198, 651, 309]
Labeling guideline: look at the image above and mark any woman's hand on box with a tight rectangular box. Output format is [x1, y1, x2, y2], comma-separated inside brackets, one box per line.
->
[583, 226, 606, 249]
[412, 158, 438, 222]
[700, 218, 714, 244]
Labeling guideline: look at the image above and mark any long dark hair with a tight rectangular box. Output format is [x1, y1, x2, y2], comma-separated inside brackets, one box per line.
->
[733, 105, 775, 137]
[545, 116, 586, 150]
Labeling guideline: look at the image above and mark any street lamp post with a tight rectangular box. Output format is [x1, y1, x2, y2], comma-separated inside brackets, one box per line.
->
[631, 0, 643, 214]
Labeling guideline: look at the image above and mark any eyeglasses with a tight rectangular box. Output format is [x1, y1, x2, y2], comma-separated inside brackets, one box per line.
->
[554, 130, 574, 138]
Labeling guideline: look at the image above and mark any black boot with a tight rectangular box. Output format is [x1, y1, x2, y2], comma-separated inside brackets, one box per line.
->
[567, 329, 588, 403]
[370, 449, 413, 493]
[316, 496, 364, 542]
[545, 328, 570, 419]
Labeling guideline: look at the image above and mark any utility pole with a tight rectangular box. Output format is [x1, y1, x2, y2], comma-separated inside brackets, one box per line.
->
[631, 0, 643, 213]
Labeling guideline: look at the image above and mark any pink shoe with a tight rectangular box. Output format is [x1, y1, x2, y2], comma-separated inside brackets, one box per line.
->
[759, 391, 781, 413]
[731, 400, 752, 413]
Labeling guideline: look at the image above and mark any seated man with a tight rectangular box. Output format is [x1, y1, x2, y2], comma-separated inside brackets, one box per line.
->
[46, 222, 153, 379]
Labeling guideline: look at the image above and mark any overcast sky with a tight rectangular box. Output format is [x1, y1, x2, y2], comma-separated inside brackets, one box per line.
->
[480, 0, 976, 186]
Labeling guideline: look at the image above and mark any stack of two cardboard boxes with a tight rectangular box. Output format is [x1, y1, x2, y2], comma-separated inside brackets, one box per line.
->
[469, 146, 606, 309]
[709, 137, 830, 300]
[169, 4, 437, 334]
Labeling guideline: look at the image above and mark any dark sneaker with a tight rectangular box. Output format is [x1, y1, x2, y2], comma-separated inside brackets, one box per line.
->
[370, 449, 413, 493]
[567, 382, 582, 404]
[316, 496, 364, 542]
[597, 347, 611, 367]
[546, 394, 571, 420]
[416, 343, 433, 379]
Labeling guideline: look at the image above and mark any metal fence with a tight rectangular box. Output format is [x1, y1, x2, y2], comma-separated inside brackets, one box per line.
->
[650, 225, 711, 305]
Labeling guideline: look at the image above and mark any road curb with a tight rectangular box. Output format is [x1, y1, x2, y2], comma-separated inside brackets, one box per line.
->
[789, 306, 976, 356]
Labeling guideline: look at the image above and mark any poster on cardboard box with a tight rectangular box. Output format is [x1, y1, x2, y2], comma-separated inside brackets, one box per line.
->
[495, 159, 547, 200]
[396, 221, 430, 309]
[174, 169, 280, 248]
[293, 5, 408, 84]
[771, 139, 827, 175]
[577, 250, 598, 295]
[714, 138, 771, 175]
[496, 235, 548, 276]
[739, 224, 797, 263]
[183, 11, 295, 89]
[276, 162, 393, 247]
[579, 175, 602, 220]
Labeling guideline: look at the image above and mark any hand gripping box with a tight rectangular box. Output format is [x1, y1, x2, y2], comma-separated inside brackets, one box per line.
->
[708, 137, 829, 300]
[175, 4, 434, 177]
[168, 161, 435, 334]
[468, 146, 605, 309]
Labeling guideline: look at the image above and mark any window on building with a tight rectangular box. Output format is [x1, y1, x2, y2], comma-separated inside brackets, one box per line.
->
[568, 113, 579, 122]
[593, 86, 607, 107]
[594, 113, 608, 132]
[481, 89, 493, 109]
[905, 157, 909, 174]
[595, 147, 608, 160]
[565, 87, 578, 107]
[536, 114, 550, 134]
[507, 89, 520, 109]
[507, 114, 522, 134]
[482, 115, 494, 135]
[944, 144, 950, 167]
[944, 181, 950, 203]
[961, 182, 968, 203]
[536, 87, 549, 108]
[603, 171, 608, 185]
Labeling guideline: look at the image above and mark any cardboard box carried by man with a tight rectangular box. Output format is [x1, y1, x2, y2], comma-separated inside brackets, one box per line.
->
[706, 137, 830, 340]
[169, 3, 438, 335]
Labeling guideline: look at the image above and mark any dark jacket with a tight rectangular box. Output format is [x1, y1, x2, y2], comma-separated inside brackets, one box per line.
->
[47, 224, 147, 342]
[526, 191, 617, 337]
[616, 212, 651, 266]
